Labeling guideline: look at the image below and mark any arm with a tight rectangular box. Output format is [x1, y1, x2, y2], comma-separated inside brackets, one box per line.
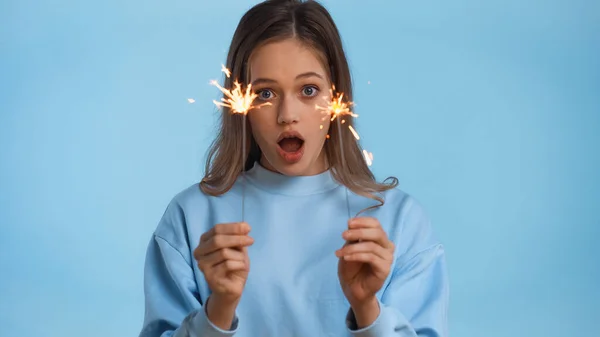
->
[139, 231, 239, 336]
[346, 199, 449, 337]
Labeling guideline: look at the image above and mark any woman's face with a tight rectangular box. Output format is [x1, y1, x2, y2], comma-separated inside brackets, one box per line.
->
[248, 38, 331, 176]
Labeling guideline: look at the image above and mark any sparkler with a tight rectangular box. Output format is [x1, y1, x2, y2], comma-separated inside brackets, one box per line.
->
[210, 64, 270, 221]
[316, 85, 375, 219]
[316, 86, 374, 166]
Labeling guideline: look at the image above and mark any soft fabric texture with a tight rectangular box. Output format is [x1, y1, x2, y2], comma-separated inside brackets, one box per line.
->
[139, 162, 449, 337]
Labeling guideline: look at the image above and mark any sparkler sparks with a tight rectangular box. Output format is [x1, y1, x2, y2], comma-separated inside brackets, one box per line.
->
[209, 65, 271, 114]
[348, 125, 359, 140]
[316, 85, 362, 141]
[362, 150, 373, 166]
[221, 64, 231, 78]
[316, 86, 358, 124]
[315, 86, 374, 167]
[210, 79, 270, 114]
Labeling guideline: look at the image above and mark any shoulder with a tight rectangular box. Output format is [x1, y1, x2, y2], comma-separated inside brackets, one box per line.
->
[378, 187, 432, 227]
[375, 187, 441, 258]
[152, 183, 211, 248]
[152, 181, 242, 247]
[169, 182, 213, 209]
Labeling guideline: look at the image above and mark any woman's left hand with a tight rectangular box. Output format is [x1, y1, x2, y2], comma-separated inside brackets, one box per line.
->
[336, 217, 395, 325]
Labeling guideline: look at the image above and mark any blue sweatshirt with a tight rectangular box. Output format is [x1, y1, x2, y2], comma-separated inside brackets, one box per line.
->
[139, 162, 449, 337]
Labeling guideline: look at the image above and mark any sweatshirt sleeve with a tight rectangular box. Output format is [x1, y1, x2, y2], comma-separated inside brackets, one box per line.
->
[138, 234, 239, 337]
[345, 197, 449, 337]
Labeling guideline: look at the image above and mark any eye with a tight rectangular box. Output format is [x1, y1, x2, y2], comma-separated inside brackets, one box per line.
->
[301, 85, 319, 97]
[256, 89, 274, 100]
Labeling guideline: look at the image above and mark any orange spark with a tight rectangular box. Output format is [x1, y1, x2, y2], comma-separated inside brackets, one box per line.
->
[316, 86, 358, 122]
[316, 85, 359, 132]
[362, 149, 373, 166]
[348, 125, 360, 140]
[221, 64, 231, 78]
[210, 66, 270, 114]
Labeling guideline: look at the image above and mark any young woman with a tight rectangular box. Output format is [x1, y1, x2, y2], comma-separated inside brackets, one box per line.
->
[139, 1, 449, 336]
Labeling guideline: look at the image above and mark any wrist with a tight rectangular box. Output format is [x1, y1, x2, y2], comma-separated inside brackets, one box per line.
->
[206, 294, 239, 330]
[351, 296, 380, 329]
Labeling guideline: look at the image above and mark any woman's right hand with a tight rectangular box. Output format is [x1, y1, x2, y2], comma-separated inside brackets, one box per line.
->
[193, 222, 254, 329]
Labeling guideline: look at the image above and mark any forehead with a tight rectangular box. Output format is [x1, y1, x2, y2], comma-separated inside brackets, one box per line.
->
[248, 39, 328, 82]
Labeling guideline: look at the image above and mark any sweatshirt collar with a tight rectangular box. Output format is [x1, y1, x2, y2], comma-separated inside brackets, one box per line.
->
[244, 161, 339, 196]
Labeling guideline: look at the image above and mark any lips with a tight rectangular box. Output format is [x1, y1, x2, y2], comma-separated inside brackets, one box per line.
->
[276, 130, 305, 144]
[276, 130, 305, 164]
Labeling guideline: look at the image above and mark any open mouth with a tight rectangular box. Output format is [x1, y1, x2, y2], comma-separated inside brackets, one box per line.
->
[278, 137, 304, 153]
[276, 131, 305, 164]
[277, 131, 305, 153]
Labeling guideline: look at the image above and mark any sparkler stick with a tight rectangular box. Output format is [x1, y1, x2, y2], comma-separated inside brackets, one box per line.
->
[336, 117, 351, 219]
[210, 65, 270, 221]
[316, 86, 376, 219]
[316, 86, 359, 220]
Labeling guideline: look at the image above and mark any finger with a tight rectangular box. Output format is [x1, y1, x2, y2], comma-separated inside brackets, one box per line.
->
[335, 241, 391, 261]
[201, 222, 251, 242]
[195, 234, 254, 257]
[213, 259, 249, 274]
[342, 252, 390, 278]
[348, 217, 380, 229]
[198, 248, 246, 269]
[342, 228, 389, 248]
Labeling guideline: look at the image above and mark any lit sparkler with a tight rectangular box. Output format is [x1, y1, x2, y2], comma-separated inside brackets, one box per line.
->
[316, 85, 365, 219]
[209, 65, 270, 221]
[316, 85, 358, 124]
[315, 85, 376, 218]
[210, 79, 270, 114]
[316, 88, 373, 167]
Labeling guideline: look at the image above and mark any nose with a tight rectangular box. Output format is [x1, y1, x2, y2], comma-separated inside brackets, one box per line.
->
[277, 95, 300, 125]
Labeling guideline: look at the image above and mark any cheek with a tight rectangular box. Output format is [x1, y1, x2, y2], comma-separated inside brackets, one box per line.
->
[248, 111, 275, 143]
[318, 118, 331, 136]
[306, 104, 328, 130]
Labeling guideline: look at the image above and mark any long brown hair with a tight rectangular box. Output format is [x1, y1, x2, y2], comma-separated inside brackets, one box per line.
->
[200, 0, 398, 211]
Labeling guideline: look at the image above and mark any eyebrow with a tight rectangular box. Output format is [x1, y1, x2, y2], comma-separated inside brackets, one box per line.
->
[251, 71, 325, 86]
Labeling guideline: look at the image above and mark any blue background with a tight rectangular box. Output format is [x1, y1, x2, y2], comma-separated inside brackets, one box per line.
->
[1, 0, 599, 336]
